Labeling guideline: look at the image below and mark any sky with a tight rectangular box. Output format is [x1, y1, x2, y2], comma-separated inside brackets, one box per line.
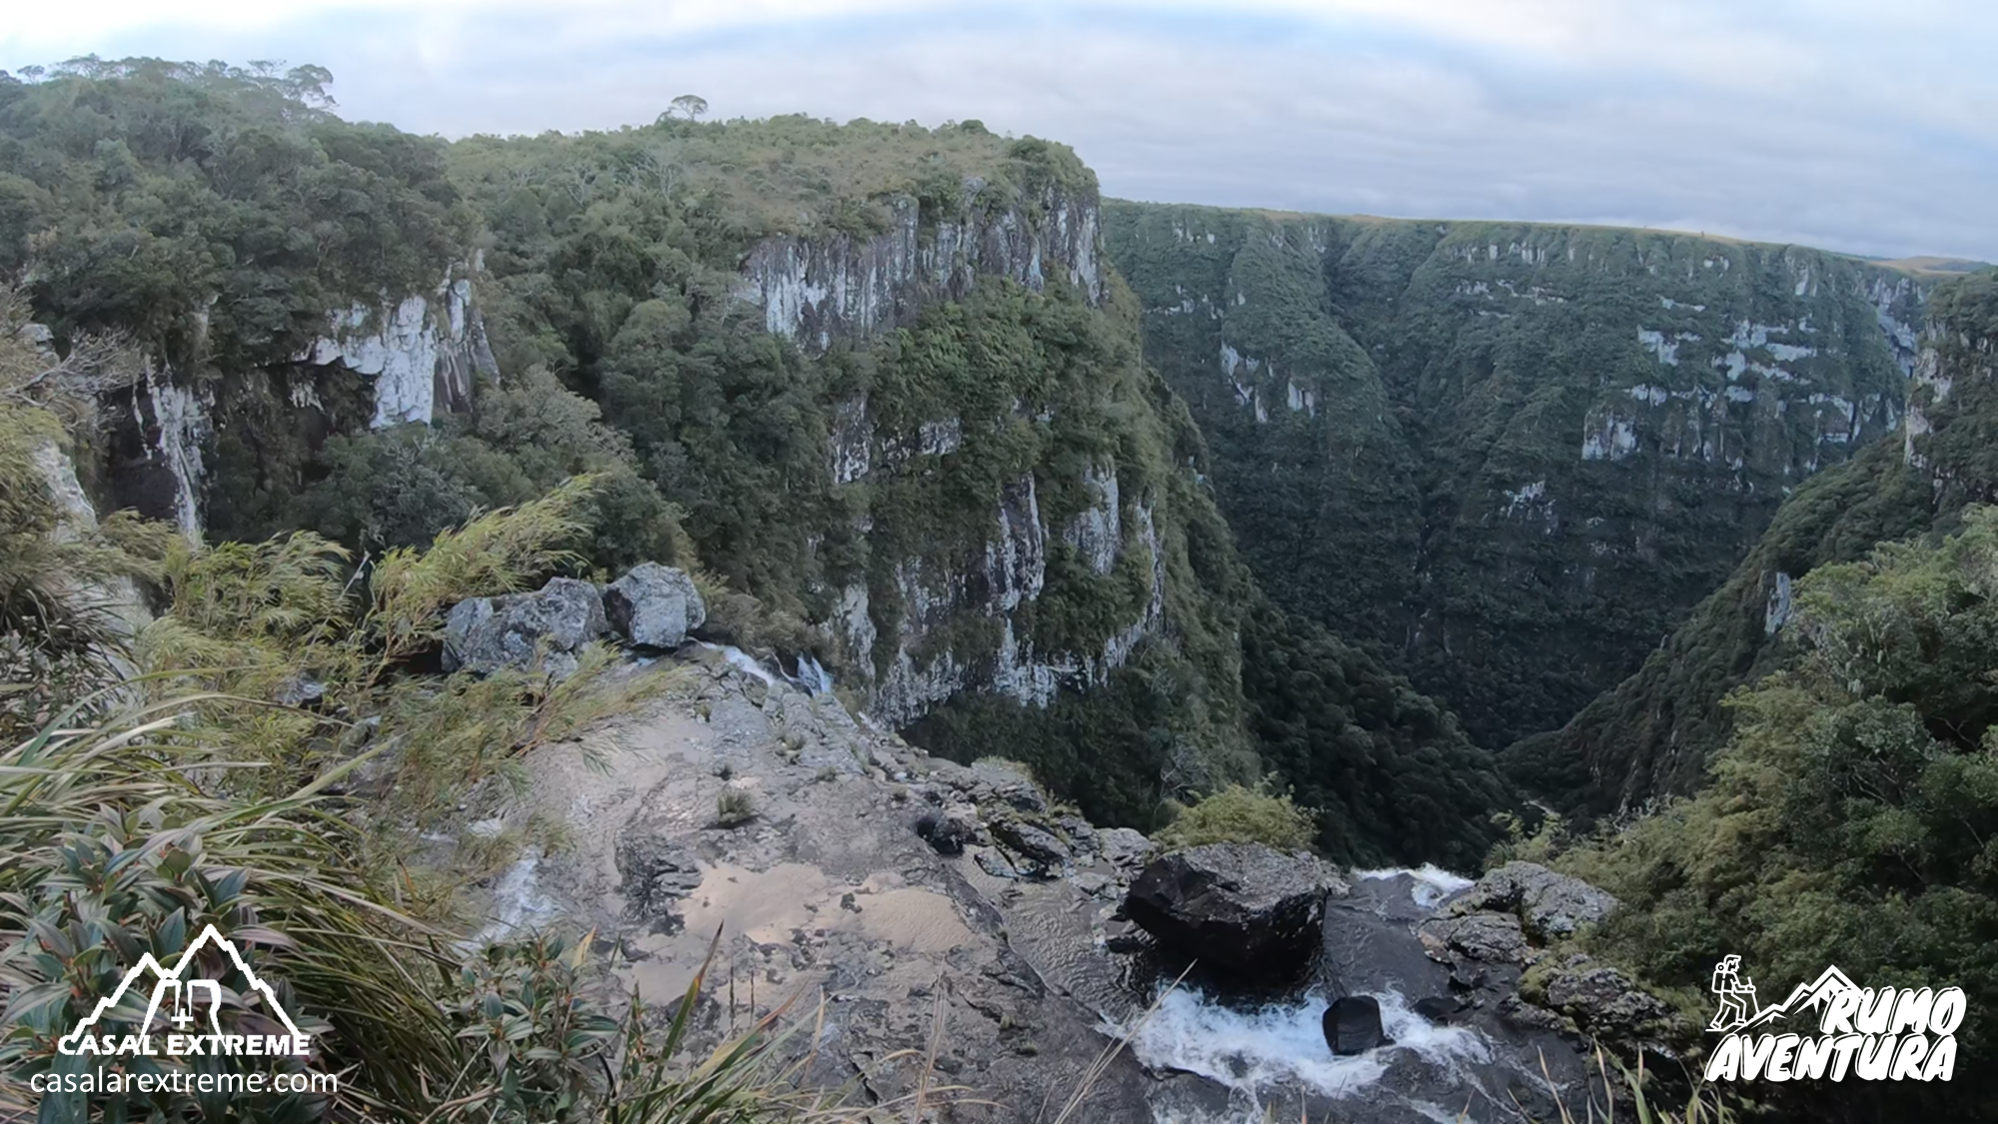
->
[4, 0, 1995, 261]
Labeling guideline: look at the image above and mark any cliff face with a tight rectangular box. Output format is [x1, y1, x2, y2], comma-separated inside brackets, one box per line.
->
[1106, 202, 1928, 750]
[1506, 268, 1998, 810]
[738, 181, 1104, 350]
[731, 182, 1210, 747]
[106, 269, 498, 539]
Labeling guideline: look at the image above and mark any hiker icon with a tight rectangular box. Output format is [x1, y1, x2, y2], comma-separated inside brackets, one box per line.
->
[1709, 954, 1758, 1032]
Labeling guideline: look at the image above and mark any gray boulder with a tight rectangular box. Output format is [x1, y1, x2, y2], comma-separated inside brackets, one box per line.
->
[1452, 862, 1619, 940]
[1418, 910, 1529, 965]
[992, 817, 1071, 874]
[1096, 827, 1153, 868]
[1123, 843, 1345, 979]
[603, 563, 706, 649]
[443, 577, 608, 676]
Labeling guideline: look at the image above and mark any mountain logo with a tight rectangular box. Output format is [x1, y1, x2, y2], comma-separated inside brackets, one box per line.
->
[56, 923, 312, 1058]
[1702, 956, 1964, 1084]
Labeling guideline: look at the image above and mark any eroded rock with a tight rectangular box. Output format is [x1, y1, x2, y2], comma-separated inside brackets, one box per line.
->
[914, 805, 980, 856]
[1418, 910, 1529, 965]
[991, 817, 1071, 875]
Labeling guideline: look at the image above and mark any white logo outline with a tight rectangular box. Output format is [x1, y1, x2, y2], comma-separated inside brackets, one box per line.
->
[57, 923, 307, 1055]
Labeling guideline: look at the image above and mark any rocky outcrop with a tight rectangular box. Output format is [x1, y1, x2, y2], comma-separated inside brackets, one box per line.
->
[442, 577, 608, 677]
[301, 271, 498, 428]
[1123, 843, 1347, 979]
[471, 647, 1158, 1121]
[602, 563, 705, 649]
[737, 182, 1104, 353]
[1410, 864, 1685, 1064]
[1450, 861, 1620, 941]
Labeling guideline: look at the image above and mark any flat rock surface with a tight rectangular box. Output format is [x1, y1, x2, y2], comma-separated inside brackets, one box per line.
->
[474, 655, 1152, 1122]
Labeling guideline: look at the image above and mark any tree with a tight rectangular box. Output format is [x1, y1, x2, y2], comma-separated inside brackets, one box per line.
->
[664, 93, 708, 122]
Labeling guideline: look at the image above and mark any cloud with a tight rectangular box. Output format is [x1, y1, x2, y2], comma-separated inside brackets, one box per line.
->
[3, 1, 1994, 259]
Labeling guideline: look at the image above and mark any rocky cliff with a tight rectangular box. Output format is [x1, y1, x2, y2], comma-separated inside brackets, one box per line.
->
[105, 269, 497, 540]
[473, 646, 1628, 1122]
[1511, 267, 1998, 808]
[1105, 202, 1929, 750]
[723, 168, 1177, 730]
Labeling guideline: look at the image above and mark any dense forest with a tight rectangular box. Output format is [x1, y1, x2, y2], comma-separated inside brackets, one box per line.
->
[1104, 203, 1924, 759]
[6, 54, 1998, 1121]
[0, 59, 1506, 866]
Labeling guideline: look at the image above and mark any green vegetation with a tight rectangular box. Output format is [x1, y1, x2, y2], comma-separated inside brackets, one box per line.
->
[0, 59, 1523, 871]
[1516, 268, 1998, 810]
[1105, 201, 1921, 755]
[1553, 506, 1998, 1121]
[0, 58, 470, 375]
[1153, 780, 1315, 852]
[714, 787, 756, 827]
[1241, 603, 1508, 870]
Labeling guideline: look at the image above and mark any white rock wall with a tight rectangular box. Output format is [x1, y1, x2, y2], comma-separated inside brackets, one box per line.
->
[301, 274, 497, 428]
[738, 184, 1105, 352]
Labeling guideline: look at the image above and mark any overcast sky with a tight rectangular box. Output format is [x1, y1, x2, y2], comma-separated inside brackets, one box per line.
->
[5, 1, 1994, 261]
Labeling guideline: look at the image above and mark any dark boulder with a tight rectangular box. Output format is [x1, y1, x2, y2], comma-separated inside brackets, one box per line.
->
[1122, 843, 1346, 979]
[914, 806, 980, 857]
[1323, 995, 1392, 1055]
[991, 817, 1071, 874]
[1413, 995, 1468, 1024]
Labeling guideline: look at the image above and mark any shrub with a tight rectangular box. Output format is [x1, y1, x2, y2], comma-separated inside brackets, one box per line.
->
[1152, 781, 1315, 852]
[715, 786, 756, 827]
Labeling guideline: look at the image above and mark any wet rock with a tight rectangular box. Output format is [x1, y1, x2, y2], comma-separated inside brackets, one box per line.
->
[602, 562, 706, 649]
[991, 818, 1070, 873]
[1413, 995, 1468, 1024]
[614, 830, 704, 921]
[1453, 861, 1619, 940]
[914, 806, 980, 856]
[975, 848, 1026, 880]
[1419, 911, 1528, 965]
[1498, 993, 1567, 1032]
[443, 577, 608, 675]
[1322, 995, 1391, 1055]
[1123, 843, 1343, 979]
[1070, 872, 1117, 898]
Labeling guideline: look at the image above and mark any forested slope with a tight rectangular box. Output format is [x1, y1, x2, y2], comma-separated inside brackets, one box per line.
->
[1, 58, 1508, 867]
[1106, 202, 1926, 754]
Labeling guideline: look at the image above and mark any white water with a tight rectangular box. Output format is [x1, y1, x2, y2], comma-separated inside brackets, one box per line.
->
[469, 849, 563, 949]
[795, 653, 836, 696]
[698, 641, 779, 685]
[1356, 862, 1475, 908]
[1123, 986, 1489, 1107]
[695, 642, 838, 697]
[1118, 865, 1495, 1122]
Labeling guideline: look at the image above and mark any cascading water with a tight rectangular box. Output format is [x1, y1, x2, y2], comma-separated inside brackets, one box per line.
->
[794, 653, 836, 696]
[696, 642, 836, 697]
[1106, 866, 1580, 1123]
